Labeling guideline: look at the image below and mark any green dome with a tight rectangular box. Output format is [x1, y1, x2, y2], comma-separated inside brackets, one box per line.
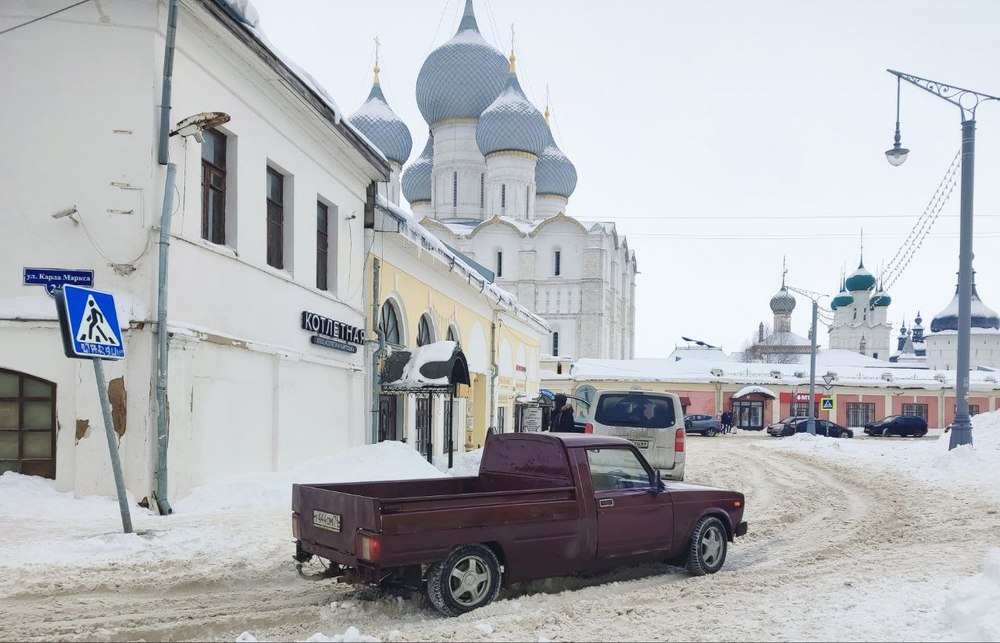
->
[845, 262, 877, 292]
[831, 279, 853, 309]
[871, 290, 892, 307]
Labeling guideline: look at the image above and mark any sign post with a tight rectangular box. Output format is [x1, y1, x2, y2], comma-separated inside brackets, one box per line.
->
[54, 285, 132, 534]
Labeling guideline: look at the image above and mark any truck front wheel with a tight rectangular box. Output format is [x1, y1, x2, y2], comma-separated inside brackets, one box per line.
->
[686, 516, 728, 576]
[426, 544, 502, 616]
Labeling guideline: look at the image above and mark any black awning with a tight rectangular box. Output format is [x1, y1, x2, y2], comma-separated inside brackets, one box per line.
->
[380, 341, 470, 391]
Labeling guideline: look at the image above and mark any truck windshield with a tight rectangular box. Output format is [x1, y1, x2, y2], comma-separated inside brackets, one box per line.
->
[594, 394, 675, 429]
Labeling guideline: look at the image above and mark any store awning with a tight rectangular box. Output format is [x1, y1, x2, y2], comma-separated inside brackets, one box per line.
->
[679, 396, 692, 407]
[380, 340, 470, 392]
[733, 385, 778, 399]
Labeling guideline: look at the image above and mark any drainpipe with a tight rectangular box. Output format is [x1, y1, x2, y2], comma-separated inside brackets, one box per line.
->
[370, 257, 386, 444]
[153, 0, 180, 515]
[488, 311, 499, 433]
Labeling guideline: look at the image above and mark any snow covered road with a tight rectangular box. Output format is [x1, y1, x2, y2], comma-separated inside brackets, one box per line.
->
[2, 433, 998, 642]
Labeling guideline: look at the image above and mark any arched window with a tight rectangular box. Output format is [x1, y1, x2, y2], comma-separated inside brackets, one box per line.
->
[417, 314, 434, 347]
[378, 300, 401, 346]
[447, 324, 460, 345]
[0, 368, 56, 478]
[552, 331, 560, 357]
[452, 171, 458, 207]
[480, 174, 485, 208]
[501, 184, 506, 209]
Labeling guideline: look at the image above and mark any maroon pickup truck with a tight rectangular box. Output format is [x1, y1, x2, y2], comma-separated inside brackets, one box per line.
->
[292, 433, 747, 616]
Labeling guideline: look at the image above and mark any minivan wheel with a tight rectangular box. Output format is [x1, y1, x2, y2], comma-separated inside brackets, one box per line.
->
[426, 544, 502, 617]
[686, 516, 728, 576]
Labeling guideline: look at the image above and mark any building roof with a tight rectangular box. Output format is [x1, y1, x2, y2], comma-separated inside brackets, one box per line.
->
[535, 123, 578, 198]
[348, 76, 413, 165]
[476, 58, 549, 157]
[769, 285, 796, 314]
[401, 133, 433, 203]
[930, 284, 1000, 334]
[845, 261, 877, 292]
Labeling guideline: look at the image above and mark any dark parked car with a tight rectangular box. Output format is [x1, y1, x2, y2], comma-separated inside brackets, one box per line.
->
[767, 417, 853, 438]
[685, 414, 723, 436]
[864, 415, 928, 437]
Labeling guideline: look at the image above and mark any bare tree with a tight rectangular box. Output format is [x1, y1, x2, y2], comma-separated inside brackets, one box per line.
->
[738, 322, 803, 364]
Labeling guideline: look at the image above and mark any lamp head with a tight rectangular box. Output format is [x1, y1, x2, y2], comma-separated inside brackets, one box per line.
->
[885, 142, 909, 167]
[169, 111, 231, 138]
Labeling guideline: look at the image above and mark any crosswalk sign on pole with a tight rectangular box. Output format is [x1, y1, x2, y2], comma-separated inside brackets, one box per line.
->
[55, 285, 125, 360]
[820, 396, 835, 412]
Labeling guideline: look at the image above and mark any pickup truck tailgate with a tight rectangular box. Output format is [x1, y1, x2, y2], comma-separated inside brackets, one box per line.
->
[294, 483, 381, 558]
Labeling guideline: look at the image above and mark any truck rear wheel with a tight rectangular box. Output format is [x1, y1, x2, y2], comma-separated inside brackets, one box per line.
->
[426, 544, 502, 617]
[686, 516, 727, 576]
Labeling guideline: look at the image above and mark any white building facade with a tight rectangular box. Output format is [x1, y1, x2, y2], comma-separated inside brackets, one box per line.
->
[0, 0, 388, 503]
[828, 261, 892, 361]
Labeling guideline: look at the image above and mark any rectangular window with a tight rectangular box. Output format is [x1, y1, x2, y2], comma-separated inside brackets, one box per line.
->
[846, 402, 876, 427]
[792, 402, 810, 417]
[902, 403, 928, 421]
[480, 174, 484, 208]
[452, 171, 458, 207]
[554, 250, 561, 276]
[416, 397, 431, 457]
[501, 184, 506, 209]
[969, 404, 980, 416]
[496, 251, 503, 278]
[266, 167, 284, 269]
[497, 406, 506, 434]
[552, 331, 559, 356]
[201, 129, 227, 244]
[316, 201, 329, 291]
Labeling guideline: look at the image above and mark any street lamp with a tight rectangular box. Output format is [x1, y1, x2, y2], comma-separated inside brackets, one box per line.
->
[885, 69, 999, 449]
[786, 284, 828, 436]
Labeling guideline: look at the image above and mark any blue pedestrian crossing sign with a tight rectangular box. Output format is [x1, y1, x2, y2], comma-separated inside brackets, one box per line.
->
[820, 396, 835, 412]
[55, 285, 125, 360]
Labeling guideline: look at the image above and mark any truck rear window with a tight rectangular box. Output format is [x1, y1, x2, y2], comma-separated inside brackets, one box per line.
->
[594, 393, 676, 429]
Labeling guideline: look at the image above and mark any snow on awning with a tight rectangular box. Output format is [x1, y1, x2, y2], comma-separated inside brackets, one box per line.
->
[733, 385, 778, 399]
[380, 341, 470, 391]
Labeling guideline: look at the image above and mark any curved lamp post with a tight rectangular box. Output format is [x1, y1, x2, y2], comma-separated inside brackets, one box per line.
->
[885, 69, 999, 449]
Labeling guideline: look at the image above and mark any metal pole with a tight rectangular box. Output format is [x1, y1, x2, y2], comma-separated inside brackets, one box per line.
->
[93, 358, 133, 534]
[806, 299, 818, 435]
[154, 161, 176, 515]
[950, 119, 976, 449]
[447, 384, 455, 469]
[370, 258, 383, 444]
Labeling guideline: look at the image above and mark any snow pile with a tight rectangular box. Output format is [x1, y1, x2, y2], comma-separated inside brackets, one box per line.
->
[176, 440, 448, 514]
[436, 447, 483, 477]
[944, 549, 1000, 641]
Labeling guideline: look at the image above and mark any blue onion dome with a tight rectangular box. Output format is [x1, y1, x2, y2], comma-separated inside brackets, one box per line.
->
[348, 65, 412, 165]
[476, 52, 548, 157]
[831, 279, 854, 310]
[930, 282, 1000, 333]
[401, 133, 433, 204]
[871, 282, 892, 307]
[415, 0, 508, 126]
[769, 285, 796, 314]
[535, 111, 578, 197]
[845, 260, 877, 292]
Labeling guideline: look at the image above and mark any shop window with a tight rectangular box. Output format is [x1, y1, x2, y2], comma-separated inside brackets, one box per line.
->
[417, 314, 434, 347]
[378, 301, 402, 346]
[0, 369, 56, 478]
[846, 402, 876, 427]
[902, 404, 928, 421]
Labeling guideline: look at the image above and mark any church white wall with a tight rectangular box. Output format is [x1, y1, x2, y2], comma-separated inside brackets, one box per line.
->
[534, 194, 568, 220]
[484, 152, 536, 220]
[430, 121, 487, 219]
[925, 332, 1000, 370]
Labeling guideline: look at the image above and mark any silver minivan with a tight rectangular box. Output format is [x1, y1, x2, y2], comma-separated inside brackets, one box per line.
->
[584, 389, 685, 481]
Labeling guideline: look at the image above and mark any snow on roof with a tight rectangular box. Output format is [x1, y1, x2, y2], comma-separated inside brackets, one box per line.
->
[567, 349, 1000, 392]
[375, 196, 549, 332]
[215, 0, 387, 166]
[734, 385, 778, 398]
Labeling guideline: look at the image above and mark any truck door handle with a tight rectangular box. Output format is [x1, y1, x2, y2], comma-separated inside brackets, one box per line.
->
[599, 499, 614, 508]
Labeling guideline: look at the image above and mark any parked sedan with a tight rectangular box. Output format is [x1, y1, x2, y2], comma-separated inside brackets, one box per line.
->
[765, 416, 811, 437]
[684, 414, 723, 436]
[767, 418, 853, 438]
[863, 415, 928, 437]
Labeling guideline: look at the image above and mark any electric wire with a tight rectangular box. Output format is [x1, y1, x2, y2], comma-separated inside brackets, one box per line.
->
[0, 0, 91, 37]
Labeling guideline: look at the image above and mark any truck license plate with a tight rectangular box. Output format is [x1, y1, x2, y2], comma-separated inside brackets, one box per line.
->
[628, 438, 650, 449]
[313, 510, 342, 533]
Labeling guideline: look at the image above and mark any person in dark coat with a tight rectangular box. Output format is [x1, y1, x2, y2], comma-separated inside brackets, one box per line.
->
[549, 394, 578, 432]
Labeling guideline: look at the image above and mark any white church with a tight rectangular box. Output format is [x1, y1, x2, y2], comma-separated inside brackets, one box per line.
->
[347, 0, 637, 361]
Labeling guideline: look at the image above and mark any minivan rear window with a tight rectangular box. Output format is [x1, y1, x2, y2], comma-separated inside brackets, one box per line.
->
[594, 393, 676, 429]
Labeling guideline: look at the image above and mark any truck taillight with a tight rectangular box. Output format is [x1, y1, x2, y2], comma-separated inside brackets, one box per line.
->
[585, 423, 594, 434]
[356, 532, 382, 563]
[675, 427, 685, 452]
[292, 513, 301, 539]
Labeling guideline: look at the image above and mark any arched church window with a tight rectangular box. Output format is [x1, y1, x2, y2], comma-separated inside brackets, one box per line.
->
[480, 174, 484, 209]
[417, 314, 434, 347]
[452, 172, 458, 207]
[552, 331, 560, 356]
[378, 300, 401, 346]
[447, 325, 459, 346]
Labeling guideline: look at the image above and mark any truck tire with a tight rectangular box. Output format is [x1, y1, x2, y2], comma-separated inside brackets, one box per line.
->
[686, 516, 727, 576]
[425, 544, 502, 617]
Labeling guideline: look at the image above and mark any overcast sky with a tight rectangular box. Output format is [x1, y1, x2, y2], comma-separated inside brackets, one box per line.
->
[250, 0, 1000, 358]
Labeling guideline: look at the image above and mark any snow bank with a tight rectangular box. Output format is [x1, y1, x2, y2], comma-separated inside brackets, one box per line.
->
[175, 440, 448, 514]
[944, 548, 1000, 641]
[435, 447, 483, 477]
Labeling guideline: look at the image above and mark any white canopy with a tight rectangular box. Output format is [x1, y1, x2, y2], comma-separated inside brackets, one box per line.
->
[733, 385, 778, 399]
